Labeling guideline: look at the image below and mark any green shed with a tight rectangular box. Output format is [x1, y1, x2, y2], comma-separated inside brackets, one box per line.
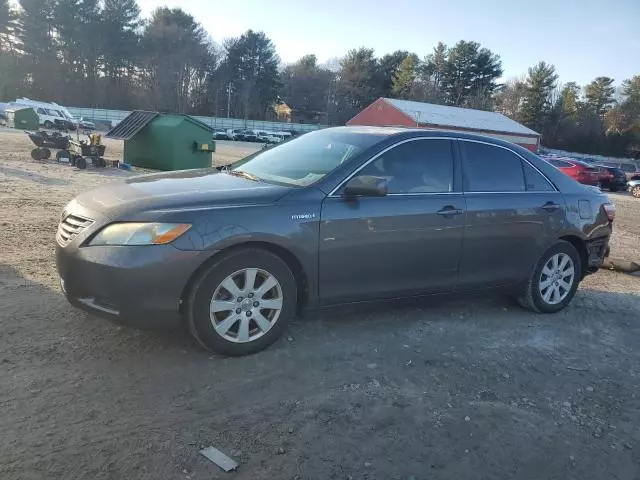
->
[105, 111, 215, 171]
[6, 107, 39, 130]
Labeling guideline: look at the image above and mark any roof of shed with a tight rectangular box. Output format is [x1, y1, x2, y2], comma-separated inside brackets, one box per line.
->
[383, 98, 539, 137]
[106, 110, 159, 140]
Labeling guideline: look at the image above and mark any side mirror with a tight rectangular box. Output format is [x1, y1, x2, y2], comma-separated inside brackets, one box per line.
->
[343, 175, 387, 198]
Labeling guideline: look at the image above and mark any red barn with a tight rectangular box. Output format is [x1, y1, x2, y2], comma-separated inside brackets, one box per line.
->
[347, 97, 540, 152]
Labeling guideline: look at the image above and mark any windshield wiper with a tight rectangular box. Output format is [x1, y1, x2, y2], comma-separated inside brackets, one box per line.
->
[227, 169, 261, 182]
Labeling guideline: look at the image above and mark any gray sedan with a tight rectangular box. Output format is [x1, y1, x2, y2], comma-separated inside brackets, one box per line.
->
[56, 127, 614, 356]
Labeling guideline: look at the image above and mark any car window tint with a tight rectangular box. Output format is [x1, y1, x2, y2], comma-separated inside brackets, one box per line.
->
[522, 161, 554, 191]
[358, 139, 454, 194]
[461, 141, 525, 192]
[621, 164, 637, 172]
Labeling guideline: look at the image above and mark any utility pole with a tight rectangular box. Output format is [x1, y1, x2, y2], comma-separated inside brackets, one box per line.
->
[226, 83, 233, 118]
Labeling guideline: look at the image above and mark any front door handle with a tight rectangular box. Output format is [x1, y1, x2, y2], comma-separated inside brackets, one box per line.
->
[542, 202, 562, 212]
[437, 206, 464, 216]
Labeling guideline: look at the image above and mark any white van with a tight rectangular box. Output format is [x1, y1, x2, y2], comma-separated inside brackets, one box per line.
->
[36, 107, 72, 129]
[14, 98, 94, 130]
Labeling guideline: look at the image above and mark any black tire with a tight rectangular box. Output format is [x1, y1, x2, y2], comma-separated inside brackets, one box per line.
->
[517, 240, 582, 314]
[43, 121, 53, 129]
[76, 157, 87, 169]
[632, 186, 640, 199]
[56, 149, 70, 161]
[41, 148, 51, 159]
[31, 148, 41, 160]
[186, 248, 297, 356]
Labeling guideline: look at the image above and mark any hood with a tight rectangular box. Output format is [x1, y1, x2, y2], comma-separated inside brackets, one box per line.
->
[70, 169, 291, 221]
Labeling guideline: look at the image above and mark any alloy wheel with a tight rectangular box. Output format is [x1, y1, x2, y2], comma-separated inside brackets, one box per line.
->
[539, 253, 575, 305]
[210, 268, 283, 343]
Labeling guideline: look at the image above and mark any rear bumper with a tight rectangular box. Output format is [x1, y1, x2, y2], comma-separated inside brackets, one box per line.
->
[56, 244, 210, 329]
[585, 237, 609, 274]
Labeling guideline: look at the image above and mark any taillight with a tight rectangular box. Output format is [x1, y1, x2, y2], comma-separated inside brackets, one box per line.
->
[603, 203, 615, 222]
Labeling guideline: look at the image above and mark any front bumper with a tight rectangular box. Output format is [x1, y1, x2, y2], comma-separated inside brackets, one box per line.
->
[56, 243, 210, 329]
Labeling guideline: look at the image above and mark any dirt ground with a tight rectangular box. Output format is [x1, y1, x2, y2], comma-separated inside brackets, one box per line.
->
[1, 128, 639, 480]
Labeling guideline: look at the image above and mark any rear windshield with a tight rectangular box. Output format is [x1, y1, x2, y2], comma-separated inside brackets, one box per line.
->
[230, 129, 384, 187]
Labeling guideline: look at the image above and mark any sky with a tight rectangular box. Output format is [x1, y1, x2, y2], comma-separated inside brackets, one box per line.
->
[137, 0, 640, 86]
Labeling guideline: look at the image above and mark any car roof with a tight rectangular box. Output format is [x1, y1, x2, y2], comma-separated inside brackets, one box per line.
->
[325, 125, 532, 152]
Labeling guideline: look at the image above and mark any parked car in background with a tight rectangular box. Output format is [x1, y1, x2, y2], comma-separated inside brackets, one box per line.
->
[253, 130, 272, 142]
[266, 133, 285, 144]
[242, 130, 258, 142]
[617, 163, 640, 181]
[601, 161, 640, 180]
[56, 127, 614, 356]
[596, 165, 628, 192]
[32, 107, 75, 130]
[77, 117, 95, 130]
[229, 129, 245, 141]
[213, 128, 230, 140]
[276, 131, 293, 140]
[628, 179, 640, 198]
[546, 158, 601, 186]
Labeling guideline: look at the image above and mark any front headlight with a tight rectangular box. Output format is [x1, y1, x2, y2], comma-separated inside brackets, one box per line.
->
[89, 223, 191, 246]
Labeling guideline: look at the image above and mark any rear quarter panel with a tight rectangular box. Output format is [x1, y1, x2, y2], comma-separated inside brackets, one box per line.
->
[560, 192, 612, 241]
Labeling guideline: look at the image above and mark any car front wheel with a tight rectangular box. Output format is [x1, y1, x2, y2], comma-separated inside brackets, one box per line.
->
[517, 240, 581, 313]
[632, 185, 640, 198]
[186, 248, 297, 356]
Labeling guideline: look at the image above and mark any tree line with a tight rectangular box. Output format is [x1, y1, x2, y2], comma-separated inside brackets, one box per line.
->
[1, 0, 638, 157]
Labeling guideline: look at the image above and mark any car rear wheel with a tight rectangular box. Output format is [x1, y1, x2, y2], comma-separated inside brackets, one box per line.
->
[186, 248, 297, 356]
[517, 240, 581, 313]
[632, 185, 640, 198]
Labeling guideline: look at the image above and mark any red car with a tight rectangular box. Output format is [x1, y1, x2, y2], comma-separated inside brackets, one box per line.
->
[546, 158, 601, 186]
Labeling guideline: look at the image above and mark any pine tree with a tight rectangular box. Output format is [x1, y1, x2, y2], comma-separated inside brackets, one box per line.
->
[18, 0, 59, 100]
[222, 30, 280, 119]
[377, 50, 409, 98]
[334, 47, 379, 123]
[434, 41, 503, 108]
[560, 82, 581, 118]
[584, 76, 615, 116]
[141, 7, 212, 113]
[391, 54, 418, 99]
[280, 54, 333, 121]
[520, 61, 558, 133]
[0, 0, 18, 52]
[100, 0, 141, 108]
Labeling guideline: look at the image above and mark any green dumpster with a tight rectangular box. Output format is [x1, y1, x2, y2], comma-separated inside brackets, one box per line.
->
[6, 107, 39, 130]
[106, 111, 215, 171]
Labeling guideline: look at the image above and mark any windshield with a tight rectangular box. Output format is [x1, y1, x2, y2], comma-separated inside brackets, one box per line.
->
[230, 129, 383, 187]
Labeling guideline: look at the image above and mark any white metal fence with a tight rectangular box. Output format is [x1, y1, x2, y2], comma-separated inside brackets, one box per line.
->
[67, 107, 326, 133]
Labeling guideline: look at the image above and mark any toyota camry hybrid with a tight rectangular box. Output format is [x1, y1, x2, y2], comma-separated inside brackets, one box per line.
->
[55, 127, 614, 356]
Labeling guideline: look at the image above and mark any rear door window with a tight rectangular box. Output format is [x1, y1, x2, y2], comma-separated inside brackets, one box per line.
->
[460, 141, 525, 192]
[523, 161, 554, 191]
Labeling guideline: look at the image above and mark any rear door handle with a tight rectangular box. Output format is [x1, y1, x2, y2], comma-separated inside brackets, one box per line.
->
[437, 207, 464, 216]
[542, 202, 562, 212]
